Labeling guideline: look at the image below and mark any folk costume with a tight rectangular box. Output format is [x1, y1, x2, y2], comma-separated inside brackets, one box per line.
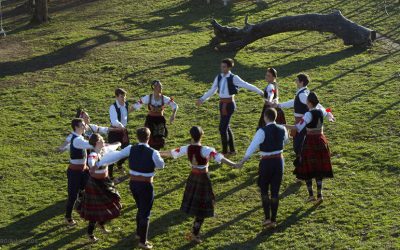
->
[244, 122, 289, 225]
[278, 87, 331, 160]
[97, 143, 165, 248]
[76, 144, 122, 241]
[292, 109, 333, 200]
[258, 82, 286, 128]
[61, 124, 109, 152]
[108, 100, 130, 178]
[200, 71, 263, 154]
[65, 132, 93, 225]
[133, 94, 178, 150]
[170, 144, 224, 238]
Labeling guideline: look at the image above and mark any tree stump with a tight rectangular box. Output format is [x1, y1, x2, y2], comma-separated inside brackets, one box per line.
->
[210, 11, 376, 52]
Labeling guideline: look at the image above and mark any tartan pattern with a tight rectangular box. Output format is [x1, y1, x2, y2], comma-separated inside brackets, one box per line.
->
[180, 172, 215, 218]
[76, 177, 122, 222]
[145, 115, 167, 150]
[294, 133, 333, 180]
[258, 104, 286, 129]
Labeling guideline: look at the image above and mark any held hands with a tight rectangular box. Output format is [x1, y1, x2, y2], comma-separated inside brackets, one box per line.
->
[327, 112, 336, 122]
[195, 99, 203, 107]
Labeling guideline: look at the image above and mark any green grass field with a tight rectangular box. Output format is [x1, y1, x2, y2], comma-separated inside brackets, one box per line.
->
[0, 0, 399, 249]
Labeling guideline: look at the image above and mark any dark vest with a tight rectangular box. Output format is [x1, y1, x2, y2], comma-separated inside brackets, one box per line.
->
[187, 145, 208, 165]
[263, 82, 277, 100]
[259, 124, 286, 153]
[306, 110, 324, 129]
[294, 88, 309, 115]
[70, 134, 87, 160]
[129, 144, 156, 173]
[217, 74, 238, 95]
[112, 101, 129, 123]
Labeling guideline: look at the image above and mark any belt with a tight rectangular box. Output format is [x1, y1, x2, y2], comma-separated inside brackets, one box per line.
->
[68, 164, 88, 171]
[130, 175, 153, 183]
[148, 111, 164, 117]
[307, 128, 323, 135]
[219, 97, 234, 103]
[191, 168, 208, 174]
[261, 153, 283, 160]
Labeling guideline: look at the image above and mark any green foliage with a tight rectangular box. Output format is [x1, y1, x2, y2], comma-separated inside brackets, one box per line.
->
[0, 0, 399, 249]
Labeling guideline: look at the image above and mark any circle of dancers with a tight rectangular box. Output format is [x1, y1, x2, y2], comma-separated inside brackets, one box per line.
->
[57, 58, 335, 249]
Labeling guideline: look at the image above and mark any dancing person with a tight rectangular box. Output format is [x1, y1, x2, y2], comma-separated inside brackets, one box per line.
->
[285, 92, 334, 203]
[257, 67, 286, 129]
[96, 127, 164, 250]
[196, 58, 264, 156]
[238, 108, 289, 228]
[64, 118, 93, 226]
[275, 73, 334, 166]
[132, 80, 178, 150]
[161, 126, 239, 243]
[108, 88, 131, 179]
[76, 133, 122, 243]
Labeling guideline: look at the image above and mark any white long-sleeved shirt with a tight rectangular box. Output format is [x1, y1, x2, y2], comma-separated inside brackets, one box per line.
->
[96, 143, 165, 177]
[132, 95, 178, 111]
[109, 100, 128, 128]
[244, 122, 289, 159]
[278, 87, 325, 117]
[69, 132, 93, 164]
[200, 71, 263, 101]
[61, 124, 109, 152]
[87, 144, 121, 174]
[263, 83, 277, 103]
[170, 144, 224, 169]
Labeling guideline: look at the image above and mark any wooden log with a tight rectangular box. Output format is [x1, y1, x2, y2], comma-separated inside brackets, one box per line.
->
[211, 10, 376, 52]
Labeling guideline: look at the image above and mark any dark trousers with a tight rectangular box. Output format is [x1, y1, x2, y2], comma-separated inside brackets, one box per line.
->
[108, 129, 129, 178]
[66, 168, 89, 219]
[293, 128, 306, 155]
[219, 101, 236, 154]
[129, 180, 154, 244]
[258, 157, 284, 222]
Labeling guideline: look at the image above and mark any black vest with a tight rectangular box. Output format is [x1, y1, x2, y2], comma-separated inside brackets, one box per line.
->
[259, 124, 286, 153]
[129, 144, 156, 173]
[306, 110, 324, 129]
[112, 101, 129, 123]
[294, 88, 309, 115]
[217, 74, 238, 95]
[70, 134, 87, 160]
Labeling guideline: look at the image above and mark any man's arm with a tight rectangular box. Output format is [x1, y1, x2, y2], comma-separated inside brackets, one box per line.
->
[73, 136, 94, 150]
[109, 105, 125, 128]
[233, 75, 263, 96]
[153, 150, 165, 169]
[240, 129, 265, 164]
[198, 76, 219, 104]
[96, 145, 131, 167]
[278, 99, 294, 109]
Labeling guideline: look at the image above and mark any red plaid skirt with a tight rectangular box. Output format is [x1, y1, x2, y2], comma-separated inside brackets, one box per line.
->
[294, 133, 333, 180]
[76, 177, 122, 222]
[180, 172, 215, 218]
[258, 104, 286, 128]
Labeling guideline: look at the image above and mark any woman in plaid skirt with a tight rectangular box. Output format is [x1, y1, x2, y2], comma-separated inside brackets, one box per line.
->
[161, 126, 239, 243]
[257, 67, 286, 129]
[285, 92, 335, 203]
[76, 133, 122, 243]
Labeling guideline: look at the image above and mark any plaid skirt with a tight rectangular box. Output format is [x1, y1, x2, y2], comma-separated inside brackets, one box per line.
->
[258, 104, 286, 129]
[145, 115, 168, 150]
[294, 133, 333, 180]
[180, 172, 215, 218]
[76, 177, 122, 222]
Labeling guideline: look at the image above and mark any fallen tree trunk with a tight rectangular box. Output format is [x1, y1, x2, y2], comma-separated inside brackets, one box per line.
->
[211, 10, 376, 52]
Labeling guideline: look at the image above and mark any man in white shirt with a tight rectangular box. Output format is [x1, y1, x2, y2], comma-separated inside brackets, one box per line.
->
[196, 58, 264, 155]
[108, 88, 131, 179]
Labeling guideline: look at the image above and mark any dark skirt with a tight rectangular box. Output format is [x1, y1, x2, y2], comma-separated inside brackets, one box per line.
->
[108, 128, 129, 147]
[294, 133, 333, 180]
[145, 115, 168, 150]
[258, 104, 286, 129]
[180, 172, 215, 218]
[76, 177, 122, 222]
